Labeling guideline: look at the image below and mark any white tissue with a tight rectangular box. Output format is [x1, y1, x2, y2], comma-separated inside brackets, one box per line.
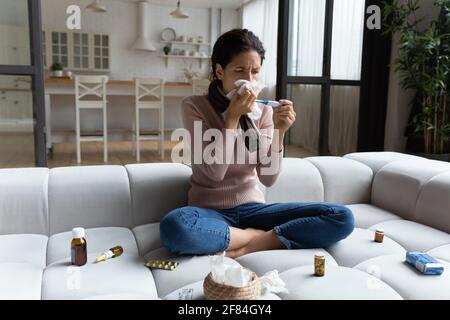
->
[208, 253, 289, 295]
[259, 270, 289, 295]
[209, 253, 253, 288]
[225, 80, 266, 121]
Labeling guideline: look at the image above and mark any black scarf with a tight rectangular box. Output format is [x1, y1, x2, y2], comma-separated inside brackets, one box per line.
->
[207, 80, 259, 153]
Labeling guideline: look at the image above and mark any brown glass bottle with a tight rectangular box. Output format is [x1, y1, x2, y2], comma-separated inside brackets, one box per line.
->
[71, 227, 87, 266]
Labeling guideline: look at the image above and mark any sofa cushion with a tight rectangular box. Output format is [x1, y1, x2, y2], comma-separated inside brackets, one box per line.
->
[46, 227, 139, 265]
[370, 220, 450, 252]
[265, 158, 324, 203]
[347, 204, 403, 229]
[305, 157, 373, 205]
[326, 228, 406, 268]
[344, 152, 425, 174]
[0, 234, 48, 268]
[0, 262, 43, 300]
[42, 253, 157, 300]
[236, 249, 337, 276]
[371, 160, 450, 220]
[0, 168, 49, 235]
[414, 172, 450, 234]
[48, 166, 132, 235]
[355, 254, 450, 300]
[125, 163, 191, 226]
[278, 265, 402, 300]
[428, 244, 450, 262]
[132, 223, 162, 256]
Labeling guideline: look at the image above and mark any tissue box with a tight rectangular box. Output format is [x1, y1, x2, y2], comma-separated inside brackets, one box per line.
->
[405, 252, 444, 275]
[203, 269, 261, 300]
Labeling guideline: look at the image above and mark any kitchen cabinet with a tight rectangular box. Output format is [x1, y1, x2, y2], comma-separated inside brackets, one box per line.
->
[43, 30, 110, 72]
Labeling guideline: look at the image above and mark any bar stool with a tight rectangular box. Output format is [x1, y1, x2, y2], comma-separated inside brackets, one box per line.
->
[74, 75, 109, 164]
[192, 78, 210, 96]
[132, 78, 165, 162]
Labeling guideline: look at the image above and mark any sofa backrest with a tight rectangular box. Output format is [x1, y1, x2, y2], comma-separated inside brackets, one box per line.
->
[125, 163, 192, 227]
[1, 153, 450, 236]
[48, 166, 133, 235]
[0, 168, 49, 235]
[414, 171, 450, 234]
[264, 158, 324, 203]
[371, 160, 450, 221]
[304, 157, 373, 205]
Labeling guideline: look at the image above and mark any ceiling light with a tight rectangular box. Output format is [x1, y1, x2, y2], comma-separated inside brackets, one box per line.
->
[170, 0, 189, 19]
[86, 0, 107, 13]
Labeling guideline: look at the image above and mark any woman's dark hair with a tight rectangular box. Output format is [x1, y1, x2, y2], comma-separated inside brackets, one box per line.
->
[209, 29, 265, 82]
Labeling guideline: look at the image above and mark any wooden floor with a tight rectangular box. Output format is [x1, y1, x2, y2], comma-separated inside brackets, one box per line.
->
[0, 132, 35, 168]
[0, 132, 318, 168]
[48, 140, 180, 168]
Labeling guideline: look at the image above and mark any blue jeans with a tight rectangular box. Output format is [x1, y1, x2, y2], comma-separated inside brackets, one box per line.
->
[160, 202, 355, 255]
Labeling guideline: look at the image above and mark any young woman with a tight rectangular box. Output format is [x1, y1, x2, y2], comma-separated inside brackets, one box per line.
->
[160, 29, 354, 259]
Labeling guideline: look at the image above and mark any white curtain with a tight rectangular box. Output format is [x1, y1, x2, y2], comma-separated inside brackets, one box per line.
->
[288, 0, 365, 155]
[242, 0, 278, 100]
[289, 84, 321, 153]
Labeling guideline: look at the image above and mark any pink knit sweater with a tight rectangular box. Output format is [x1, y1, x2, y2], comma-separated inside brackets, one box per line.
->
[181, 95, 284, 209]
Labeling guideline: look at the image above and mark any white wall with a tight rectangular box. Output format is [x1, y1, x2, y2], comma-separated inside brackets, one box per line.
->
[221, 8, 240, 35]
[41, 0, 240, 133]
[41, 0, 218, 81]
[384, 0, 440, 152]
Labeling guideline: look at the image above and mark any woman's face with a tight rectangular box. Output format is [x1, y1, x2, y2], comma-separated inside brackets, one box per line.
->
[215, 50, 261, 94]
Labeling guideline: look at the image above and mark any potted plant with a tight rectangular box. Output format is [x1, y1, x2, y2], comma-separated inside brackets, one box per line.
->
[163, 45, 171, 55]
[51, 62, 64, 77]
[383, 0, 450, 161]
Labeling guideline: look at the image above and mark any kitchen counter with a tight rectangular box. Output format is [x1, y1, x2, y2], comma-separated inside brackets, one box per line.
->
[44, 78, 200, 151]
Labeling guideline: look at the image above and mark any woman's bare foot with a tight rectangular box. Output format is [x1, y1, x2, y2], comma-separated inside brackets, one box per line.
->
[225, 230, 285, 259]
[224, 228, 265, 258]
[244, 228, 266, 239]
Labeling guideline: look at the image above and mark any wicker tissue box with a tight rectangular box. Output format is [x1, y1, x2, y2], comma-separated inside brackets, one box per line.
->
[203, 269, 261, 300]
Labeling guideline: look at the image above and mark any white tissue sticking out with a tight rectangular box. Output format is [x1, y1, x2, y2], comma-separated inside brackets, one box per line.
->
[225, 80, 266, 121]
[259, 270, 289, 295]
[208, 253, 289, 295]
[209, 252, 252, 288]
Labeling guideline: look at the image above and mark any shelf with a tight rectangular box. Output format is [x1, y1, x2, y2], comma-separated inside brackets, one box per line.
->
[160, 40, 210, 46]
[160, 55, 210, 59]
[159, 55, 211, 68]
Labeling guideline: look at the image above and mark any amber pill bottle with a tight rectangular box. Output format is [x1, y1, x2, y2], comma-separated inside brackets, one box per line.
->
[71, 227, 87, 266]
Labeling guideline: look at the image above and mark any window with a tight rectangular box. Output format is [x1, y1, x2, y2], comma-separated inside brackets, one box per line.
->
[51, 31, 69, 68]
[0, 0, 46, 167]
[73, 32, 89, 69]
[94, 34, 110, 70]
[279, 0, 366, 156]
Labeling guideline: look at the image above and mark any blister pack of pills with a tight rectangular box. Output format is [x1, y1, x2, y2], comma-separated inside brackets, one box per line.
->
[145, 259, 179, 271]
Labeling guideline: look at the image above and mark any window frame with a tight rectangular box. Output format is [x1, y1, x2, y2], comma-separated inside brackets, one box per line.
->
[277, 0, 391, 155]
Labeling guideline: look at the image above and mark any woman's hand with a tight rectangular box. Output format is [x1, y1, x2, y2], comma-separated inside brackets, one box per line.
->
[226, 88, 257, 120]
[273, 99, 296, 134]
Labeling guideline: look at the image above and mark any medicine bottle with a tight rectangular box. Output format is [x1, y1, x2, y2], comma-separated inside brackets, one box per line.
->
[314, 252, 325, 277]
[71, 227, 87, 266]
[374, 229, 385, 243]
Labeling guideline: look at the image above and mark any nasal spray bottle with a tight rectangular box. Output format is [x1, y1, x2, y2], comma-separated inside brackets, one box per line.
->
[95, 246, 124, 263]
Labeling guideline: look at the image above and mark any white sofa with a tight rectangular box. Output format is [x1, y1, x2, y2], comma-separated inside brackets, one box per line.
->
[0, 152, 449, 300]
